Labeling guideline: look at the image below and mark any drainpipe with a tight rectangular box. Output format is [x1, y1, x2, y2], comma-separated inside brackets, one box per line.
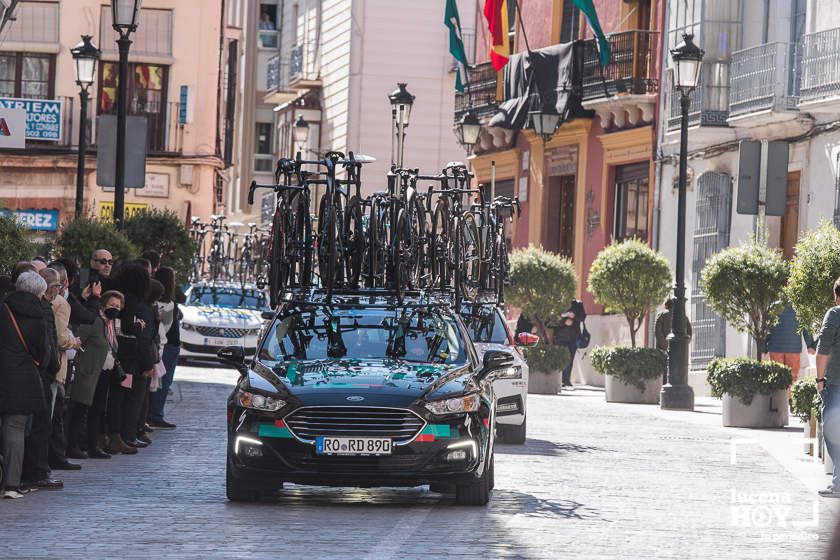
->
[651, 0, 670, 252]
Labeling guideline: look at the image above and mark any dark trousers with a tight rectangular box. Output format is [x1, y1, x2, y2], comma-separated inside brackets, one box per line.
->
[48, 381, 68, 466]
[22, 380, 53, 482]
[149, 344, 179, 422]
[562, 343, 577, 385]
[107, 369, 127, 436]
[88, 370, 110, 449]
[122, 367, 149, 442]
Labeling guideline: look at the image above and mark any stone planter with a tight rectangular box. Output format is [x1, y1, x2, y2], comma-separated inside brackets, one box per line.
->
[605, 374, 662, 404]
[528, 369, 561, 395]
[721, 390, 789, 428]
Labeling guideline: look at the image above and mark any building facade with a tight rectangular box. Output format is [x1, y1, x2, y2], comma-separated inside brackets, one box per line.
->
[456, 0, 665, 384]
[0, 0, 235, 235]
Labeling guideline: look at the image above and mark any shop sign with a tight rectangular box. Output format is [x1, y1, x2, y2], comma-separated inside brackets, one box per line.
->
[0, 97, 62, 141]
[98, 201, 148, 220]
[0, 208, 59, 231]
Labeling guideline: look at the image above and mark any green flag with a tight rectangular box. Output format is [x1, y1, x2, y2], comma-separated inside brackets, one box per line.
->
[571, 0, 611, 66]
[445, 0, 468, 92]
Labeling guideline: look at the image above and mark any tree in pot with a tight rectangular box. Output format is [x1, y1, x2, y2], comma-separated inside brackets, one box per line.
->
[55, 217, 137, 266]
[123, 209, 195, 284]
[700, 241, 792, 426]
[791, 377, 822, 455]
[587, 240, 671, 403]
[0, 213, 34, 275]
[506, 246, 577, 392]
[786, 220, 840, 335]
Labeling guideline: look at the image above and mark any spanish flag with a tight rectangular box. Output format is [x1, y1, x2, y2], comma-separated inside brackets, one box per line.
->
[483, 0, 510, 71]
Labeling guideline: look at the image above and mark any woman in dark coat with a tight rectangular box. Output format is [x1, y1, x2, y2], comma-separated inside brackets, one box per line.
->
[0, 271, 48, 498]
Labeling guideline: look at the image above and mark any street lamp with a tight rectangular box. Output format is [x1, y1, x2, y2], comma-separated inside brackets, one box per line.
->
[456, 109, 481, 151]
[661, 33, 704, 412]
[111, 0, 142, 229]
[293, 114, 310, 153]
[71, 35, 100, 218]
[388, 82, 414, 168]
[528, 94, 561, 143]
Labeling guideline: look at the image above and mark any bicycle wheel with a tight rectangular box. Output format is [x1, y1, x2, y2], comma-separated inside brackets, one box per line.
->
[392, 208, 409, 301]
[344, 195, 365, 288]
[317, 194, 340, 293]
[459, 212, 482, 302]
[430, 200, 450, 290]
[405, 197, 425, 288]
[268, 209, 288, 307]
[291, 193, 312, 288]
[495, 231, 508, 303]
[365, 202, 388, 288]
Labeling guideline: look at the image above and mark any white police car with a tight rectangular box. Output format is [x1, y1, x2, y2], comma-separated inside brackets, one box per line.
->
[179, 283, 268, 361]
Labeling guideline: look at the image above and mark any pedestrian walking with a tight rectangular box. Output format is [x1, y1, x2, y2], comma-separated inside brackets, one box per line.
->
[654, 299, 693, 383]
[552, 299, 587, 389]
[817, 278, 840, 498]
[766, 303, 815, 391]
[148, 267, 180, 429]
[0, 272, 49, 499]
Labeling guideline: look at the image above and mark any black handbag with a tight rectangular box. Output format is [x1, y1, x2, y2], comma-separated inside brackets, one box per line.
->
[577, 321, 591, 349]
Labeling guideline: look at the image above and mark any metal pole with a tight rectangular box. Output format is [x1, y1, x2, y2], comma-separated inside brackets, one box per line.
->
[74, 88, 89, 218]
[113, 35, 131, 229]
[661, 92, 695, 411]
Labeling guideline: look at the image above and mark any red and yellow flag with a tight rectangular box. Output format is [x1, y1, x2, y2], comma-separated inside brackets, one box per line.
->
[483, 0, 510, 71]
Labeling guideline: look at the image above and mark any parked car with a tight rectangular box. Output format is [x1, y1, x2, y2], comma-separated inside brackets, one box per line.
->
[221, 292, 514, 505]
[180, 282, 268, 361]
[461, 303, 538, 444]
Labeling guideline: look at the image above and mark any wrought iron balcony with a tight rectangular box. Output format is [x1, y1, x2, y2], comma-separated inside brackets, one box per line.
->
[667, 62, 732, 130]
[453, 61, 498, 124]
[800, 27, 840, 110]
[267, 54, 290, 93]
[728, 42, 798, 118]
[581, 30, 658, 100]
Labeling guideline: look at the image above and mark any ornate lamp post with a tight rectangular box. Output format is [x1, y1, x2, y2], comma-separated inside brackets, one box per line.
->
[661, 33, 704, 411]
[111, 0, 142, 229]
[455, 109, 481, 152]
[293, 114, 310, 153]
[388, 82, 414, 168]
[71, 35, 100, 218]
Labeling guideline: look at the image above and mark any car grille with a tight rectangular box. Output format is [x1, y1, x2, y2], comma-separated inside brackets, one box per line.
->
[195, 326, 251, 338]
[284, 406, 425, 444]
[285, 451, 429, 473]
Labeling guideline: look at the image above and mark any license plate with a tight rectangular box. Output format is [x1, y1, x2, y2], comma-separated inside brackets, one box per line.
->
[204, 337, 239, 347]
[315, 436, 392, 456]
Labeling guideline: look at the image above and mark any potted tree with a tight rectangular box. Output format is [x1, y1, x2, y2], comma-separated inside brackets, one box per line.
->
[786, 220, 840, 336]
[506, 246, 577, 394]
[587, 239, 672, 403]
[791, 377, 821, 455]
[700, 241, 791, 427]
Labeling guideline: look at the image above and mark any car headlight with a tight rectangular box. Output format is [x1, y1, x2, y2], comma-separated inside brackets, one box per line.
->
[181, 322, 194, 331]
[237, 390, 286, 412]
[496, 366, 522, 379]
[424, 393, 480, 415]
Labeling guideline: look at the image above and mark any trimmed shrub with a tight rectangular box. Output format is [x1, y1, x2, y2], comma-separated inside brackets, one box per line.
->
[54, 217, 137, 268]
[123, 209, 194, 283]
[588, 239, 672, 347]
[506, 245, 577, 342]
[791, 377, 821, 423]
[786, 220, 840, 334]
[700, 241, 789, 355]
[0, 213, 34, 274]
[706, 357, 793, 406]
[522, 343, 571, 374]
[589, 346, 666, 391]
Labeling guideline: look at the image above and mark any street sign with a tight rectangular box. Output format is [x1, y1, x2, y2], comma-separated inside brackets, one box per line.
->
[98, 201, 148, 220]
[96, 115, 148, 188]
[0, 106, 26, 148]
[0, 97, 62, 141]
[0, 208, 59, 231]
[765, 141, 790, 217]
[736, 140, 761, 215]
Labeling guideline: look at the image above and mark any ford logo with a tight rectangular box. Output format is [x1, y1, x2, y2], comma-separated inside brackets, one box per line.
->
[346, 396, 365, 402]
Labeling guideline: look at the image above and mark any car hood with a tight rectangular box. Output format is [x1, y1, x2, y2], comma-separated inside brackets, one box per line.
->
[181, 305, 263, 328]
[248, 359, 475, 407]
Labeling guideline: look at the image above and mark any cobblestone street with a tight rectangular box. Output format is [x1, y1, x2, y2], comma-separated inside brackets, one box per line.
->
[1, 364, 837, 559]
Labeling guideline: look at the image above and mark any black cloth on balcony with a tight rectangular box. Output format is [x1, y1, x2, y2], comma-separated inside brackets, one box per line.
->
[489, 42, 575, 130]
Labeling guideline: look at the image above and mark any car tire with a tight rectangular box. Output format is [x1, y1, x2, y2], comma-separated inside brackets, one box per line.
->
[504, 418, 527, 445]
[226, 460, 260, 502]
[455, 453, 493, 506]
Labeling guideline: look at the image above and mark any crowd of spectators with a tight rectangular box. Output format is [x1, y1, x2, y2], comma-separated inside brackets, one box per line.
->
[0, 249, 182, 499]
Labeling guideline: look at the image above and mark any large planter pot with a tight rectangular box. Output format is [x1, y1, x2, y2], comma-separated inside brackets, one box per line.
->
[721, 390, 789, 428]
[605, 374, 662, 404]
[528, 369, 561, 395]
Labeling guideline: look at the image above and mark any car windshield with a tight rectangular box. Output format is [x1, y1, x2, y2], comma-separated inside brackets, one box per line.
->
[188, 286, 267, 310]
[461, 306, 509, 344]
[258, 305, 467, 365]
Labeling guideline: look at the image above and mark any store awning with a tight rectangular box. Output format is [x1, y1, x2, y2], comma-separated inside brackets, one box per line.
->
[489, 42, 576, 130]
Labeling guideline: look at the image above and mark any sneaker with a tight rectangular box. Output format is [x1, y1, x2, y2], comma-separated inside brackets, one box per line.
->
[818, 486, 840, 498]
[3, 489, 25, 499]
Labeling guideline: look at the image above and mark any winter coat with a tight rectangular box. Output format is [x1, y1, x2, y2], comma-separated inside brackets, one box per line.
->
[70, 316, 111, 406]
[0, 291, 48, 414]
[116, 294, 156, 374]
[40, 298, 60, 380]
[52, 295, 75, 384]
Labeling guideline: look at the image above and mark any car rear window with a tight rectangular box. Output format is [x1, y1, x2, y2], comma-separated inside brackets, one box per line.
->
[462, 307, 509, 344]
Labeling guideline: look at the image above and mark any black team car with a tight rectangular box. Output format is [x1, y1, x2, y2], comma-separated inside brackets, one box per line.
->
[221, 292, 514, 505]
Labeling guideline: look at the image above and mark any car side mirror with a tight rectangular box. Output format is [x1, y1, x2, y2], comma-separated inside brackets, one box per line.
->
[217, 345, 246, 373]
[479, 349, 515, 381]
[261, 310, 275, 321]
[516, 332, 540, 348]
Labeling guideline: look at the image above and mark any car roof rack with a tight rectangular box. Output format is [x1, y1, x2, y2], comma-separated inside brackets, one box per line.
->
[277, 287, 458, 309]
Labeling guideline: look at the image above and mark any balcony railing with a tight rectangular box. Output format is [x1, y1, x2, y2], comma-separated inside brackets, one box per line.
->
[667, 62, 731, 129]
[728, 42, 798, 117]
[289, 43, 319, 83]
[800, 27, 840, 104]
[267, 54, 290, 92]
[453, 62, 498, 123]
[581, 30, 658, 100]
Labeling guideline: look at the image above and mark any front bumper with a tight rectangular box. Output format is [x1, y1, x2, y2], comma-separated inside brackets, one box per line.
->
[227, 407, 491, 489]
[179, 331, 259, 358]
